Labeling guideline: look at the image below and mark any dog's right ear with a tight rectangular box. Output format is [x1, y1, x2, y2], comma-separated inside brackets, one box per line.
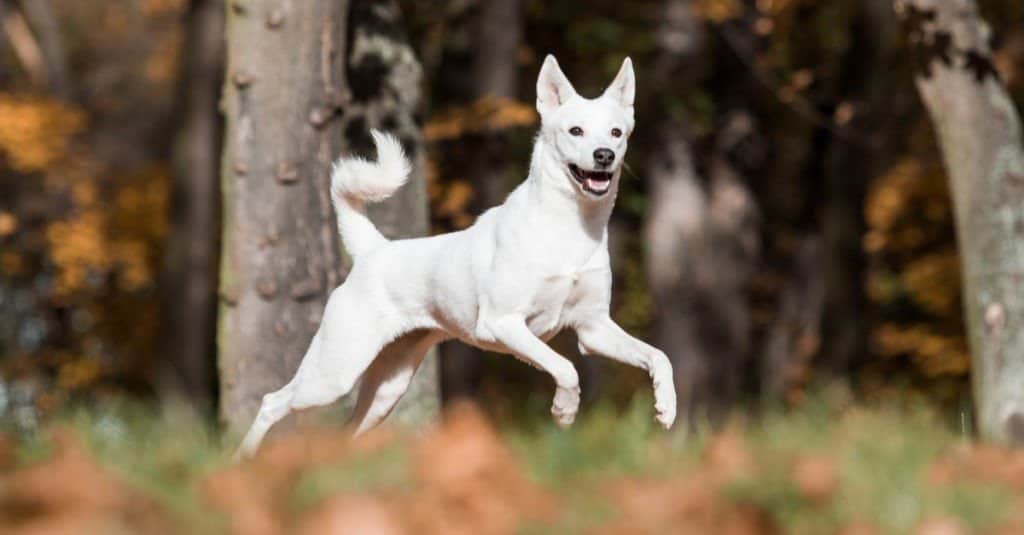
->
[536, 55, 577, 116]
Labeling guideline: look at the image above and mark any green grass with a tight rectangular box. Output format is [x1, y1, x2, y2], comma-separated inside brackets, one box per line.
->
[4, 395, 1017, 534]
[288, 441, 413, 511]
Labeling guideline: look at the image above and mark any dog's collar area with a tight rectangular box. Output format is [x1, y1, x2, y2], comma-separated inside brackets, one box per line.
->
[568, 164, 613, 196]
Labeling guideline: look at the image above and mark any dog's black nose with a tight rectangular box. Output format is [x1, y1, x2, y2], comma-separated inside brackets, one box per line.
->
[593, 148, 615, 167]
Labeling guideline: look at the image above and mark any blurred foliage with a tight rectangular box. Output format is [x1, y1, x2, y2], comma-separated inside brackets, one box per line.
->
[1, 0, 185, 418]
[865, 138, 970, 381]
[423, 96, 536, 142]
[8, 397, 1024, 533]
[0, 95, 84, 173]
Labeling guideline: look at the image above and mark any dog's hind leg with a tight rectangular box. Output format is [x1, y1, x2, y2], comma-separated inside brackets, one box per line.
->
[346, 329, 442, 435]
[234, 292, 398, 460]
[233, 332, 322, 461]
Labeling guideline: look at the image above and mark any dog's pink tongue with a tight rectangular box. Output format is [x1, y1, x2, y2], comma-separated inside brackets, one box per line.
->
[587, 178, 610, 193]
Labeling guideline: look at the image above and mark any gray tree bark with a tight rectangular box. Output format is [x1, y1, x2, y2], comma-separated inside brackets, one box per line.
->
[645, 119, 761, 427]
[218, 0, 438, 431]
[218, 0, 349, 431]
[644, 0, 760, 427]
[160, 0, 224, 410]
[896, 0, 1024, 444]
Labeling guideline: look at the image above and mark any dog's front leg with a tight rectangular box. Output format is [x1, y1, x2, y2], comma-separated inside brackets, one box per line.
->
[576, 316, 677, 429]
[486, 315, 580, 426]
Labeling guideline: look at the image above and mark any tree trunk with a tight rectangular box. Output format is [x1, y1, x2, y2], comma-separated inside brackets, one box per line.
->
[218, 0, 438, 431]
[818, 0, 900, 378]
[896, 0, 1024, 444]
[762, 237, 824, 399]
[440, 0, 523, 403]
[645, 120, 760, 427]
[218, 0, 350, 431]
[643, 0, 760, 427]
[465, 0, 522, 210]
[159, 0, 224, 410]
[15, 0, 71, 98]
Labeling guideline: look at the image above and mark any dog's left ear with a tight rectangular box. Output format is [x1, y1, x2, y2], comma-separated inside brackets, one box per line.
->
[602, 57, 635, 109]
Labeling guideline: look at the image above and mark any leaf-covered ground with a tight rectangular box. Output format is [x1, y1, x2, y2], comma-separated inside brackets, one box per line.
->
[2, 396, 1023, 534]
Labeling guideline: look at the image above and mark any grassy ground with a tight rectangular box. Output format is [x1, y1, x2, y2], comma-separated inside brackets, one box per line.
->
[2, 394, 1022, 534]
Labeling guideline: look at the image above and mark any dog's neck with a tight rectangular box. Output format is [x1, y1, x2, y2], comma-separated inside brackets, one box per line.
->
[521, 139, 616, 242]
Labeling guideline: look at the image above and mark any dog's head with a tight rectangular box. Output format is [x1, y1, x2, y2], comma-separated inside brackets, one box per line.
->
[535, 55, 635, 199]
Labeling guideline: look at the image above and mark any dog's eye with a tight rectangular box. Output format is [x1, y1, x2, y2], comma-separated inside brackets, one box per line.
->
[611, 128, 623, 138]
[569, 126, 584, 136]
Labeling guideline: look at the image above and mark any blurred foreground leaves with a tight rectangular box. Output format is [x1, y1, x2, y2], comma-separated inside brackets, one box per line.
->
[4, 398, 1024, 534]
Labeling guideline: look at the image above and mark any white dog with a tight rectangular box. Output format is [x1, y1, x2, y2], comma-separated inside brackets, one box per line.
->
[236, 55, 676, 459]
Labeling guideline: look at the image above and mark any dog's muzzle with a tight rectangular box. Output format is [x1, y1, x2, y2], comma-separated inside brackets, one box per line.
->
[569, 164, 613, 196]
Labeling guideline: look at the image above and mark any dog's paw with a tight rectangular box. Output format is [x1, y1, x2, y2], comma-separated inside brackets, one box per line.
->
[551, 384, 580, 428]
[655, 399, 676, 430]
[653, 380, 677, 430]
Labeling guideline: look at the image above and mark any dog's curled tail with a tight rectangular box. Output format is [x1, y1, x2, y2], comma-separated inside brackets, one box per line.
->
[330, 130, 411, 258]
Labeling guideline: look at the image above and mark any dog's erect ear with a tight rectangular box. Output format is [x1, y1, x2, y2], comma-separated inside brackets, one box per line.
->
[536, 55, 577, 116]
[602, 57, 635, 109]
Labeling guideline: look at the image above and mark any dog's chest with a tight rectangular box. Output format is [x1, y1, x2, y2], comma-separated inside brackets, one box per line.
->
[525, 269, 586, 337]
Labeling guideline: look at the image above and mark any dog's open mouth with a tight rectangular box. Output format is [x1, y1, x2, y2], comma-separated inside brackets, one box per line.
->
[569, 164, 613, 195]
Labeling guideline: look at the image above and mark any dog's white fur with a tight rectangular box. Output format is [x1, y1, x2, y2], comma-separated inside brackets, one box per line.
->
[235, 55, 677, 459]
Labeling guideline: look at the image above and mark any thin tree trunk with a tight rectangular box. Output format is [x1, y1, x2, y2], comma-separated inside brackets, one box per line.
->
[646, 119, 760, 427]
[644, 0, 759, 427]
[762, 237, 824, 399]
[440, 0, 522, 403]
[15, 0, 71, 98]
[466, 0, 521, 211]
[2, 6, 48, 90]
[159, 0, 224, 410]
[819, 0, 899, 377]
[218, 0, 349, 431]
[896, 0, 1024, 444]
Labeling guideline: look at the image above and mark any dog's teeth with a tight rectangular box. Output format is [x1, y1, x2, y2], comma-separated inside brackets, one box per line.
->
[586, 178, 610, 192]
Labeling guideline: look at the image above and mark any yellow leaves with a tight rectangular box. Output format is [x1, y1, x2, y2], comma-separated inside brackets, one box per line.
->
[865, 160, 918, 236]
[777, 70, 815, 104]
[694, 0, 744, 22]
[755, 0, 815, 15]
[101, 4, 130, 38]
[873, 324, 970, 377]
[866, 138, 965, 380]
[424, 97, 535, 229]
[0, 94, 85, 173]
[108, 168, 169, 291]
[47, 211, 110, 296]
[424, 96, 536, 142]
[864, 158, 950, 254]
[57, 358, 103, 391]
[1, 252, 26, 276]
[695, 0, 816, 30]
[434, 180, 475, 229]
[141, 0, 186, 16]
[112, 241, 152, 291]
[0, 211, 18, 236]
[45, 166, 169, 297]
[145, 30, 183, 84]
[901, 251, 961, 317]
[833, 102, 857, 126]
